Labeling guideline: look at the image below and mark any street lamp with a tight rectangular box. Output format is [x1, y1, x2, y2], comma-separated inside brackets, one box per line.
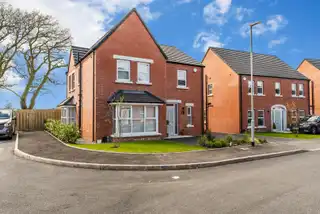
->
[249, 21, 261, 147]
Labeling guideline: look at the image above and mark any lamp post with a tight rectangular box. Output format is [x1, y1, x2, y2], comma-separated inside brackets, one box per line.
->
[249, 21, 261, 147]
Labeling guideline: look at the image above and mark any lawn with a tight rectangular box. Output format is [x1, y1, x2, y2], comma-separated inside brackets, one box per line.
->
[70, 140, 205, 153]
[256, 132, 320, 139]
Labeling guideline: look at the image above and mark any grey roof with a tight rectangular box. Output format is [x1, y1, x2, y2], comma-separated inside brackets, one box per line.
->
[160, 45, 203, 67]
[305, 59, 320, 70]
[71, 46, 89, 65]
[58, 96, 75, 107]
[107, 90, 164, 104]
[210, 47, 308, 80]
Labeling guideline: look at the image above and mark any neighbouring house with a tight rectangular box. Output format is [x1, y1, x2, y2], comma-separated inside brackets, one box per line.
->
[202, 47, 310, 134]
[58, 8, 204, 143]
[297, 59, 320, 115]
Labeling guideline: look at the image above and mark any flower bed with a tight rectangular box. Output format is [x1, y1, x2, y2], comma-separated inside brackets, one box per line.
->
[44, 119, 80, 144]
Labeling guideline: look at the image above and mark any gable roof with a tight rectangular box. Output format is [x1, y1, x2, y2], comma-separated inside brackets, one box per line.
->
[70, 8, 202, 67]
[107, 90, 164, 104]
[58, 96, 75, 107]
[305, 59, 320, 70]
[71, 46, 89, 65]
[160, 45, 203, 67]
[209, 47, 308, 80]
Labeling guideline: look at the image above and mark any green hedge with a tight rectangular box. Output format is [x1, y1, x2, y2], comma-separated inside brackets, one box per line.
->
[45, 119, 80, 144]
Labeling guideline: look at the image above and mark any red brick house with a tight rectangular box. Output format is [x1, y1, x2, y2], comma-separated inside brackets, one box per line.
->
[203, 47, 309, 134]
[59, 9, 204, 143]
[297, 59, 320, 115]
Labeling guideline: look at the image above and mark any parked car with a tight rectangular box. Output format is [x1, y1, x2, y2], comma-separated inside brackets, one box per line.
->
[299, 115, 320, 134]
[0, 109, 16, 139]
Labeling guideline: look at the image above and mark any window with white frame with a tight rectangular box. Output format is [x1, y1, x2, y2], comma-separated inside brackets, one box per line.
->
[258, 110, 265, 127]
[275, 82, 281, 96]
[71, 73, 75, 90]
[137, 62, 150, 83]
[117, 60, 130, 82]
[248, 80, 254, 94]
[299, 110, 305, 121]
[257, 81, 264, 95]
[112, 104, 158, 137]
[61, 107, 76, 125]
[187, 106, 192, 126]
[292, 83, 297, 96]
[299, 84, 304, 97]
[177, 70, 187, 87]
[247, 110, 253, 127]
[207, 84, 213, 96]
[291, 110, 297, 124]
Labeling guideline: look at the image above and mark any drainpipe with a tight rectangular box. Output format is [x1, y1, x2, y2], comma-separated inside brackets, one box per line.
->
[201, 68, 205, 134]
[78, 52, 82, 131]
[239, 75, 243, 133]
[92, 51, 96, 142]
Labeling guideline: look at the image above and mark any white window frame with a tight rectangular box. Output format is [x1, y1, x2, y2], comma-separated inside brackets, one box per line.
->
[187, 106, 193, 127]
[116, 60, 131, 83]
[71, 72, 75, 90]
[298, 84, 304, 97]
[275, 82, 281, 96]
[299, 110, 305, 120]
[257, 110, 265, 127]
[137, 62, 151, 84]
[247, 110, 253, 128]
[257, 81, 264, 95]
[292, 83, 297, 97]
[207, 84, 213, 96]
[177, 70, 188, 89]
[61, 106, 76, 125]
[291, 110, 297, 124]
[248, 80, 254, 95]
[111, 104, 160, 137]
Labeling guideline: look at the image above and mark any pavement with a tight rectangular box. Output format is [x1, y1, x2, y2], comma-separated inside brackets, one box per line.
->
[16, 132, 304, 169]
[3, 136, 320, 213]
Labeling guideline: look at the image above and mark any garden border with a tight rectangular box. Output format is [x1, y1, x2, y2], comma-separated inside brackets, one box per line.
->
[13, 132, 309, 171]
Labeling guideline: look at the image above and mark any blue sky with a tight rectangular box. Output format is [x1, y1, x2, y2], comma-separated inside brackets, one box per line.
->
[1, 0, 319, 109]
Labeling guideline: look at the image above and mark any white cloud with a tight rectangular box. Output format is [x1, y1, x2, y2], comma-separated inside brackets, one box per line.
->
[268, 36, 287, 48]
[240, 14, 287, 37]
[193, 32, 225, 52]
[138, 6, 161, 22]
[177, 0, 193, 4]
[203, 0, 232, 25]
[4, 0, 159, 48]
[267, 15, 288, 32]
[236, 7, 254, 21]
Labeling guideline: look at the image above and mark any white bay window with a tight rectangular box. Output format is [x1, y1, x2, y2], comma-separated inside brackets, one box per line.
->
[61, 107, 76, 125]
[112, 104, 159, 137]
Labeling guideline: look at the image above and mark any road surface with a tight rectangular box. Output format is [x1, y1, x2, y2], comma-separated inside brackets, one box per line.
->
[1, 138, 320, 213]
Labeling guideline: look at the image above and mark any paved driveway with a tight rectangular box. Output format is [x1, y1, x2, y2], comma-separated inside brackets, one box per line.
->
[3, 135, 320, 213]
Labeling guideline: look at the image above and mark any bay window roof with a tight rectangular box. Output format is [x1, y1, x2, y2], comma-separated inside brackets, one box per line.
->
[107, 90, 164, 104]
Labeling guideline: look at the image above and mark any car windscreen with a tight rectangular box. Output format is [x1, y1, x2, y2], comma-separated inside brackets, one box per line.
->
[307, 116, 320, 122]
[0, 111, 11, 119]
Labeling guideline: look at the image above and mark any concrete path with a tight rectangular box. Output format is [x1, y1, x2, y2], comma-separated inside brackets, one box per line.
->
[17, 131, 301, 166]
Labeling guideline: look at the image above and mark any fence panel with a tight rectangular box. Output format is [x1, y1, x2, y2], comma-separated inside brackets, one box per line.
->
[16, 109, 61, 131]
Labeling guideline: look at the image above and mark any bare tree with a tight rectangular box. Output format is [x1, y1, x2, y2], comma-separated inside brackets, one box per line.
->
[0, 3, 34, 87]
[4, 9, 71, 109]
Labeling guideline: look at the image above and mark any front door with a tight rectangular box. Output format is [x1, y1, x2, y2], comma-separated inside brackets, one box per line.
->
[166, 106, 176, 136]
[273, 109, 283, 131]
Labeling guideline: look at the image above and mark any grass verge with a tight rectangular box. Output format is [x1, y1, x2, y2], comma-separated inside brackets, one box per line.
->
[256, 132, 320, 139]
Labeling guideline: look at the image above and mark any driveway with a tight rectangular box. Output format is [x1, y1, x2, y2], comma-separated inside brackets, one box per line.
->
[2, 135, 320, 213]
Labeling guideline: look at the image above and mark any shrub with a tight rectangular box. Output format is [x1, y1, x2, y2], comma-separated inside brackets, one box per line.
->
[205, 129, 215, 141]
[198, 135, 209, 147]
[225, 135, 233, 145]
[45, 119, 80, 144]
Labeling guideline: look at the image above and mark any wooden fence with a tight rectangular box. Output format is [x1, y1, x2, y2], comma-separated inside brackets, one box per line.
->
[16, 109, 61, 131]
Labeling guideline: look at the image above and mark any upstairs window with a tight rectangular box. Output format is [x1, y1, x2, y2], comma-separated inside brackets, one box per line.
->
[275, 82, 281, 96]
[71, 73, 75, 90]
[117, 60, 130, 82]
[248, 80, 254, 94]
[257, 81, 264, 95]
[137, 62, 150, 84]
[299, 84, 304, 97]
[207, 84, 213, 96]
[177, 70, 187, 88]
[292, 83, 297, 97]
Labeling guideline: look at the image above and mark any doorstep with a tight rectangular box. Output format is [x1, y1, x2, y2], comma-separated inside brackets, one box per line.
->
[164, 135, 194, 140]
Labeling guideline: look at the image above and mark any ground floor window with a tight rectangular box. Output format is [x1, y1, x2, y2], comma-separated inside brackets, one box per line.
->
[299, 110, 305, 121]
[247, 110, 253, 127]
[61, 107, 76, 124]
[291, 110, 297, 124]
[257, 110, 265, 127]
[112, 104, 159, 137]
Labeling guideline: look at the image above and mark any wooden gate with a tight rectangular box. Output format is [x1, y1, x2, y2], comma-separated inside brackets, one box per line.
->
[16, 109, 61, 131]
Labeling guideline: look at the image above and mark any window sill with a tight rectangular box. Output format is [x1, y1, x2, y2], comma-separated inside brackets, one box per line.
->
[207, 94, 213, 97]
[186, 124, 194, 128]
[177, 86, 189, 90]
[298, 96, 305, 98]
[275, 94, 283, 97]
[247, 126, 266, 129]
[256, 94, 265, 96]
[136, 82, 152, 85]
[248, 93, 255, 96]
[111, 132, 161, 138]
[115, 80, 133, 84]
